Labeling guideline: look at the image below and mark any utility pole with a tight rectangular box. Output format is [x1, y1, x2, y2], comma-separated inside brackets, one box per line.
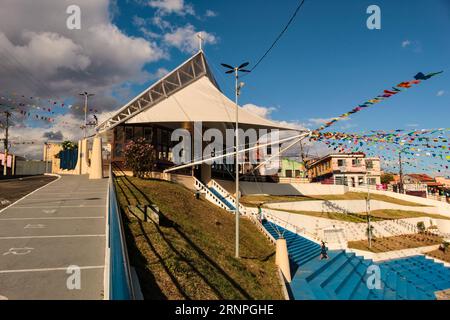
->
[398, 150, 404, 194]
[221, 62, 251, 259]
[79, 92, 94, 139]
[366, 172, 372, 248]
[2, 111, 11, 176]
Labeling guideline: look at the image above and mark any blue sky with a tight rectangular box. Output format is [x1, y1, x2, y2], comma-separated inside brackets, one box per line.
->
[113, 0, 450, 132]
[1, 0, 449, 170]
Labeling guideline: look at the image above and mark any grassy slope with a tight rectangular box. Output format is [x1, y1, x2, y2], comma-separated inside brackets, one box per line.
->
[240, 192, 428, 208]
[114, 176, 283, 300]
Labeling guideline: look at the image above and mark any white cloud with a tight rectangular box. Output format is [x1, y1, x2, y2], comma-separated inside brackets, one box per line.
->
[242, 103, 307, 131]
[242, 104, 276, 118]
[0, 0, 165, 104]
[401, 39, 422, 53]
[205, 10, 217, 18]
[148, 0, 195, 16]
[402, 40, 411, 48]
[133, 15, 147, 27]
[149, 67, 169, 80]
[163, 24, 217, 53]
[437, 90, 445, 96]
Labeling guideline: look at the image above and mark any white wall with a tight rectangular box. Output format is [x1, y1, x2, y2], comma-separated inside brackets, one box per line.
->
[214, 179, 346, 196]
[264, 208, 447, 242]
[349, 186, 450, 215]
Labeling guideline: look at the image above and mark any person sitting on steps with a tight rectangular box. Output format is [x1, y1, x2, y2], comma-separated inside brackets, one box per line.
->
[320, 241, 329, 260]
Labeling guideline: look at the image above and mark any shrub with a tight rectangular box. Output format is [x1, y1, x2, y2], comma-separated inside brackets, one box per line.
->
[124, 137, 157, 178]
[381, 173, 394, 185]
[443, 241, 449, 253]
[417, 221, 426, 234]
[61, 140, 77, 150]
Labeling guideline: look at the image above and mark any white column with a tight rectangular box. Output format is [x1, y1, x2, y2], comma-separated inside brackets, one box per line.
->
[89, 137, 103, 179]
[81, 139, 90, 175]
[275, 238, 291, 282]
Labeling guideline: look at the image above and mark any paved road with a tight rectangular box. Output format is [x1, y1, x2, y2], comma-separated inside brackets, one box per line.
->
[0, 175, 107, 300]
[0, 175, 57, 209]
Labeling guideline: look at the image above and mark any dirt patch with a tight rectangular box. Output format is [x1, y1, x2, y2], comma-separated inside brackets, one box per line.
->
[426, 248, 450, 264]
[0, 175, 57, 209]
[348, 233, 443, 253]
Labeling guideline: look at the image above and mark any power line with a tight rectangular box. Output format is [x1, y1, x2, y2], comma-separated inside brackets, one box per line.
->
[248, 0, 306, 74]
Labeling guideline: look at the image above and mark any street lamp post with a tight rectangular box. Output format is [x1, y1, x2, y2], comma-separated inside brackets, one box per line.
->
[221, 62, 251, 259]
[79, 92, 95, 139]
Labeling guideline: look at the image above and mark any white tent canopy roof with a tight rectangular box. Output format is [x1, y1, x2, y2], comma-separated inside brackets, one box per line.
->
[96, 51, 298, 132]
[126, 76, 289, 128]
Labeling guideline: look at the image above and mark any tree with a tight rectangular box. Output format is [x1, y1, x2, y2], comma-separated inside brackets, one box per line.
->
[381, 173, 394, 185]
[61, 140, 76, 150]
[124, 137, 157, 178]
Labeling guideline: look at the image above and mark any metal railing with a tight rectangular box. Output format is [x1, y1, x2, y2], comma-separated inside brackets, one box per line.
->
[193, 177, 235, 212]
[209, 179, 247, 213]
[106, 167, 135, 300]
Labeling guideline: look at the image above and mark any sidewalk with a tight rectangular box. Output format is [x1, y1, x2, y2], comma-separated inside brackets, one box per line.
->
[0, 175, 108, 300]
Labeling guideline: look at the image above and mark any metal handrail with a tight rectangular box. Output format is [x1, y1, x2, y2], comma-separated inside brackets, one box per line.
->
[107, 167, 135, 300]
[209, 179, 247, 213]
[193, 177, 235, 212]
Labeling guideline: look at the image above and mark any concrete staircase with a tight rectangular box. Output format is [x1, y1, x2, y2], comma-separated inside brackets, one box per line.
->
[208, 187, 236, 211]
[262, 221, 450, 300]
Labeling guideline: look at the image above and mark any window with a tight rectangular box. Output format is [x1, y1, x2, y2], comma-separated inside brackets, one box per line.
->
[335, 176, 345, 185]
[352, 159, 361, 166]
[286, 170, 293, 178]
[134, 127, 143, 139]
[156, 128, 162, 145]
[338, 159, 346, 167]
[125, 127, 133, 141]
[144, 127, 153, 142]
[366, 160, 374, 169]
[295, 170, 301, 177]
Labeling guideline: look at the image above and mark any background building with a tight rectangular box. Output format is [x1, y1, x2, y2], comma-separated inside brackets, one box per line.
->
[307, 153, 381, 186]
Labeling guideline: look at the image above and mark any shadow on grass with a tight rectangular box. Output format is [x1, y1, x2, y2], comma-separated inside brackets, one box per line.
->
[120, 210, 168, 300]
[116, 172, 254, 300]
[114, 172, 190, 300]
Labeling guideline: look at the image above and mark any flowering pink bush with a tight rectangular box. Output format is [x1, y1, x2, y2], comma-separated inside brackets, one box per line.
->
[124, 137, 157, 178]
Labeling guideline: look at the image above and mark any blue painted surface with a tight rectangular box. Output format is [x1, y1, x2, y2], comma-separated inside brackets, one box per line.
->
[208, 187, 236, 210]
[263, 221, 450, 300]
[59, 148, 78, 170]
[109, 174, 134, 300]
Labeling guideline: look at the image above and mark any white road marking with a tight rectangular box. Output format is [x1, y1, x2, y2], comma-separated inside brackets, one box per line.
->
[28, 192, 105, 195]
[24, 224, 46, 229]
[0, 265, 104, 274]
[2, 247, 34, 256]
[42, 209, 57, 214]
[0, 217, 104, 221]
[0, 234, 105, 240]
[8, 205, 105, 209]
